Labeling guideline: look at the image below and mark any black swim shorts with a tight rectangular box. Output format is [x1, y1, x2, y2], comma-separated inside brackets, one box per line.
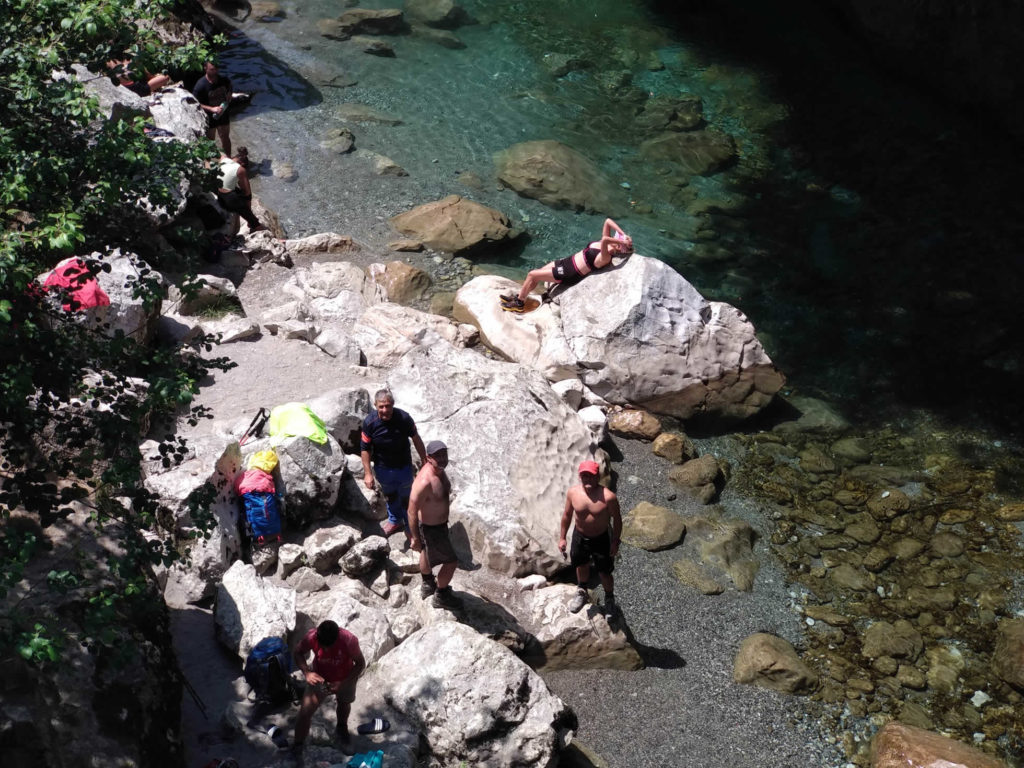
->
[551, 255, 584, 287]
[569, 528, 614, 574]
[422, 522, 458, 568]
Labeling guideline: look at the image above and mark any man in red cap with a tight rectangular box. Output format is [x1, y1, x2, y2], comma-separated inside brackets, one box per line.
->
[558, 459, 622, 614]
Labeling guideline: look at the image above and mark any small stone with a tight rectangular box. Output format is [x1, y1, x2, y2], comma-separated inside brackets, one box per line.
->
[994, 502, 1024, 522]
[831, 437, 871, 463]
[872, 656, 898, 676]
[732, 633, 818, 694]
[896, 664, 926, 689]
[862, 546, 894, 573]
[867, 488, 910, 519]
[992, 618, 1024, 689]
[651, 432, 697, 464]
[608, 409, 662, 440]
[926, 645, 964, 693]
[862, 620, 923, 660]
[939, 508, 974, 524]
[845, 516, 881, 544]
[829, 563, 873, 592]
[799, 445, 836, 473]
[897, 702, 934, 731]
[891, 537, 926, 560]
[930, 532, 965, 558]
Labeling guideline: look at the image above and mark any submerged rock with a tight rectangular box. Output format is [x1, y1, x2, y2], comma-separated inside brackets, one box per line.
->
[992, 618, 1024, 690]
[639, 129, 736, 175]
[494, 140, 621, 214]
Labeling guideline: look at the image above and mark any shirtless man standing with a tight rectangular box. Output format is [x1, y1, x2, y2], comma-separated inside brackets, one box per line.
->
[408, 440, 461, 609]
[558, 460, 622, 614]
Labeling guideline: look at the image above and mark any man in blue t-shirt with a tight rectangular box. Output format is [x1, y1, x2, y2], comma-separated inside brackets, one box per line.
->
[360, 389, 427, 537]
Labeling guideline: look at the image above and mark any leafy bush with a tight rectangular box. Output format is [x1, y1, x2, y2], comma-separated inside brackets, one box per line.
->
[0, 0, 228, 664]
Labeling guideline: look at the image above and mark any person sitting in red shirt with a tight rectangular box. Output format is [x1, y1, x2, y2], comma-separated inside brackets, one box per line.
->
[291, 620, 365, 758]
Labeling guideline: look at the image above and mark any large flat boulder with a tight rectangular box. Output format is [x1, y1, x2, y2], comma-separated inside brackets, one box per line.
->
[360, 623, 574, 767]
[454, 256, 784, 422]
[214, 561, 297, 659]
[385, 336, 596, 575]
[494, 140, 620, 214]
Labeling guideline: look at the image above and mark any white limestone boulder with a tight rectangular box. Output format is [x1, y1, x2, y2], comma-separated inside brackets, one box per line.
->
[147, 86, 208, 142]
[519, 584, 642, 670]
[360, 623, 573, 767]
[351, 302, 474, 369]
[302, 521, 361, 573]
[305, 387, 372, 453]
[341, 535, 390, 575]
[273, 433, 347, 525]
[214, 561, 297, 659]
[454, 256, 784, 421]
[385, 336, 596, 576]
[282, 260, 385, 326]
[145, 443, 242, 606]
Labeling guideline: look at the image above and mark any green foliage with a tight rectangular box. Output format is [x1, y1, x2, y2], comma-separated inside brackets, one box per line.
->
[0, 0, 231, 666]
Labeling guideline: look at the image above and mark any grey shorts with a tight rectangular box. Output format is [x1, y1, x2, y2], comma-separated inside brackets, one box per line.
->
[422, 522, 457, 568]
[307, 674, 357, 704]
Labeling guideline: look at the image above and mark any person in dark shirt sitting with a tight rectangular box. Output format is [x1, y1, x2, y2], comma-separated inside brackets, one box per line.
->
[360, 389, 427, 538]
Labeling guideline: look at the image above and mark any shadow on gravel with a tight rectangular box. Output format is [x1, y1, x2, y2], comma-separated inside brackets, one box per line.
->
[619, 622, 687, 670]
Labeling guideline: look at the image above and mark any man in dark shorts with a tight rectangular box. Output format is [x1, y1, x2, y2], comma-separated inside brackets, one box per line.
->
[408, 440, 462, 608]
[558, 459, 622, 614]
[193, 60, 232, 156]
[360, 389, 427, 537]
[291, 620, 365, 759]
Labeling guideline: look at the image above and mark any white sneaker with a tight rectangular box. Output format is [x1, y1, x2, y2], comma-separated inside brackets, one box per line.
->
[568, 588, 588, 613]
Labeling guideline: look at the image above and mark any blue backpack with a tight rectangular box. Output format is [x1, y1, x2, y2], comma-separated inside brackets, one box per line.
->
[242, 491, 282, 543]
[244, 637, 294, 705]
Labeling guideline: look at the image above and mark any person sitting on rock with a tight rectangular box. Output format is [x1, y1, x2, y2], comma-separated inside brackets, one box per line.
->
[108, 58, 170, 96]
[360, 389, 427, 538]
[408, 440, 462, 609]
[501, 218, 633, 312]
[558, 460, 623, 615]
[291, 620, 365, 759]
[216, 151, 266, 234]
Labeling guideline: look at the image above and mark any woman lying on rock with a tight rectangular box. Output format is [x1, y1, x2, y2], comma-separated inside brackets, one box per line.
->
[500, 218, 633, 313]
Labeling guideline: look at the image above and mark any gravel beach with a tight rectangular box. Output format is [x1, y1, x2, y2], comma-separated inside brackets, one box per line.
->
[541, 438, 844, 768]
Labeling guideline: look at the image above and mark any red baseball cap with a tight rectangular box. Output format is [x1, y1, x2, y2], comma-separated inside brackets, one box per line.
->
[578, 460, 600, 476]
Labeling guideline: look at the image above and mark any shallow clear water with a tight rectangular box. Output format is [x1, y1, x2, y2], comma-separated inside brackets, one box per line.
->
[220, 0, 1024, 432]
[204, 3, 1024, 764]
